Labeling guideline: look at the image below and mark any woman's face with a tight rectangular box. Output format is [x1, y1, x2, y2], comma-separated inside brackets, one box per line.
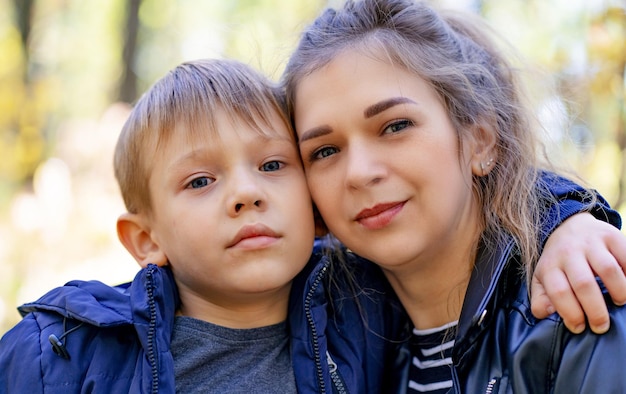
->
[294, 49, 483, 272]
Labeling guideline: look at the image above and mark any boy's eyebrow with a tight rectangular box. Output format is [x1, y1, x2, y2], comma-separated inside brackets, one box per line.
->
[168, 134, 294, 168]
[168, 149, 206, 170]
[364, 97, 416, 118]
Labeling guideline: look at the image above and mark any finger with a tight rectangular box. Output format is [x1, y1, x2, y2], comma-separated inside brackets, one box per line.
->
[563, 256, 610, 334]
[530, 276, 555, 319]
[537, 268, 587, 334]
[589, 251, 626, 306]
[602, 232, 626, 306]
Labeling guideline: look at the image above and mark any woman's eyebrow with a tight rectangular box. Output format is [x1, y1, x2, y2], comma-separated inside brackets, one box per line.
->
[298, 125, 332, 144]
[299, 97, 417, 144]
[364, 97, 416, 118]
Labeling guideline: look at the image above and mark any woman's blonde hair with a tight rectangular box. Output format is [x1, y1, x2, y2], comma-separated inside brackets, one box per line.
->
[282, 0, 595, 278]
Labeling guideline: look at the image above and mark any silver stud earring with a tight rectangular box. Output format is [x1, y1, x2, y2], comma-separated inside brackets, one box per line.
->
[480, 158, 495, 175]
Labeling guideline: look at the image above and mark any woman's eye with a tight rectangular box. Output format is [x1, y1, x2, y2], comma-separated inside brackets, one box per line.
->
[188, 177, 212, 189]
[261, 160, 283, 172]
[311, 146, 338, 161]
[383, 119, 413, 134]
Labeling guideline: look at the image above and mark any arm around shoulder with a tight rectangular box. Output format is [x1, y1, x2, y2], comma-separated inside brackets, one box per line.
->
[538, 171, 621, 244]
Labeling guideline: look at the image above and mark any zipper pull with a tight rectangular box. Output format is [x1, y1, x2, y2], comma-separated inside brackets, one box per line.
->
[326, 351, 338, 373]
[326, 351, 348, 394]
[485, 378, 497, 393]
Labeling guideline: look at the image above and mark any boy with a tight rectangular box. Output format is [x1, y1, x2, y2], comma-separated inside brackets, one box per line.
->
[0, 59, 316, 393]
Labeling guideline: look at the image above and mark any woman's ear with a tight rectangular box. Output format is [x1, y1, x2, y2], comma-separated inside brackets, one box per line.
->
[117, 212, 168, 268]
[469, 121, 498, 177]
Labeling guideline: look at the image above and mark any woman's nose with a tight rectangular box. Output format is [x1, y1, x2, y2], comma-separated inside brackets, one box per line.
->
[344, 142, 386, 189]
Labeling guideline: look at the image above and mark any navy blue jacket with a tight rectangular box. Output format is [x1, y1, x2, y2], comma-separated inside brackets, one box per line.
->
[289, 244, 404, 393]
[0, 264, 179, 393]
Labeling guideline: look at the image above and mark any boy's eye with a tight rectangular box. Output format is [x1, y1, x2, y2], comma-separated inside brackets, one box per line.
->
[188, 177, 212, 189]
[261, 160, 283, 172]
[311, 146, 338, 161]
[382, 119, 413, 134]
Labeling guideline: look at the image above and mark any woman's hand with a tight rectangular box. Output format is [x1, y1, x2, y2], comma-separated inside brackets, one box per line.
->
[531, 212, 626, 334]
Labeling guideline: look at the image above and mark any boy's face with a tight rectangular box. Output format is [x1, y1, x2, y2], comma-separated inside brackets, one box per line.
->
[146, 110, 314, 312]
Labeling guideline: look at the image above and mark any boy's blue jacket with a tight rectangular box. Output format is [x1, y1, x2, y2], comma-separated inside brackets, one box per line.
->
[0, 173, 621, 393]
[0, 250, 400, 393]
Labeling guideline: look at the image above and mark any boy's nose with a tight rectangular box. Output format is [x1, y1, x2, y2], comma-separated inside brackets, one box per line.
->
[227, 171, 266, 216]
[234, 200, 262, 213]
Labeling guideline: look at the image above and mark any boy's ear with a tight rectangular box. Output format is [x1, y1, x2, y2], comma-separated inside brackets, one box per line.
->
[469, 121, 498, 177]
[117, 212, 168, 268]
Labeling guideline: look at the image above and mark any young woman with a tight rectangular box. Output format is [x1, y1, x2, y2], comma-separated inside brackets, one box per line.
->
[283, 0, 626, 391]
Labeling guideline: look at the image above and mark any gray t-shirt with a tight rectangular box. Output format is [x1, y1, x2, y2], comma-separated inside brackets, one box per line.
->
[171, 316, 297, 394]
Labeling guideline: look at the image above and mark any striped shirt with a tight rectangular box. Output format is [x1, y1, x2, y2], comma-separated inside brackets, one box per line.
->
[408, 321, 458, 393]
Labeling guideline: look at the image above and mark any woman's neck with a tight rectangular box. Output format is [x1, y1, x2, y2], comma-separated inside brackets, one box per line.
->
[382, 242, 477, 330]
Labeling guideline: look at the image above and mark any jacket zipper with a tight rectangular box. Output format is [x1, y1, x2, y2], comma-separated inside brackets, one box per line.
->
[485, 378, 497, 393]
[145, 265, 159, 394]
[304, 263, 329, 393]
[326, 351, 348, 394]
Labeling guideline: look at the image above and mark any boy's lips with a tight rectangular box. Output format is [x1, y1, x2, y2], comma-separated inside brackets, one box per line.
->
[354, 201, 406, 230]
[228, 223, 280, 248]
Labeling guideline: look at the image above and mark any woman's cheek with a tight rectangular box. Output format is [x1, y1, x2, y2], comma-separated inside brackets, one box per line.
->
[308, 177, 335, 216]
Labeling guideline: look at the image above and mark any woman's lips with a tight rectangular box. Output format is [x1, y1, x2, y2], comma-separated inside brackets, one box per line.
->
[355, 201, 405, 230]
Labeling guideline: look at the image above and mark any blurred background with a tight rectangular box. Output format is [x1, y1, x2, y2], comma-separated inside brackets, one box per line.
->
[0, 0, 624, 334]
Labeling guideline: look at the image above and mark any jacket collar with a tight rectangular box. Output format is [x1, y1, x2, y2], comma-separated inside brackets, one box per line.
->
[18, 265, 179, 328]
[454, 236, 517, 359]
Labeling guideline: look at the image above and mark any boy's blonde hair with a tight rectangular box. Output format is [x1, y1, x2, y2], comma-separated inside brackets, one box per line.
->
[114, 59, 291, 215]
